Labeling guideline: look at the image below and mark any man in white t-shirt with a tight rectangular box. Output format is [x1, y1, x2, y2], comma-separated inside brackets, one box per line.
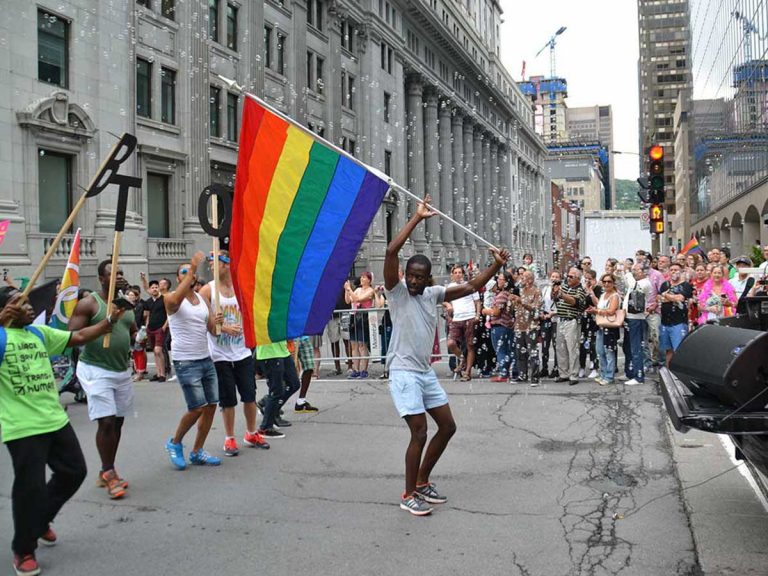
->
[444, 266, 481, 381]
[621, 263, 652, 386]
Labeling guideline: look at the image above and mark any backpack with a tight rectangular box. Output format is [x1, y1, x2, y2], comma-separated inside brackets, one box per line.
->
[0, 326, 45, 365]
[627, 287, 646, 314]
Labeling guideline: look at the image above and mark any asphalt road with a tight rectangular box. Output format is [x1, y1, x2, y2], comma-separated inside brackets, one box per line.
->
[0, 371, 764, 575]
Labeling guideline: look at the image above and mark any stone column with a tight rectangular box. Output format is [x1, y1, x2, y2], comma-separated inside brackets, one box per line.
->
[406, 75, 426, 246]
[497, 144, 508, 247]
[482, 133, 492, 245]
[183, 0, 210, 236]
[473, 127, 483, 261]
[463, 119, 476, 257]
[490, 140, 499, 241]
[423, 87, 440, 245]
[438, 99, 454, 249]
[451, 110, 465, 253]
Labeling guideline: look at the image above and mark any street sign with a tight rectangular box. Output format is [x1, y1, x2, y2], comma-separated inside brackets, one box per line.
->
[640, 211, 650, 230]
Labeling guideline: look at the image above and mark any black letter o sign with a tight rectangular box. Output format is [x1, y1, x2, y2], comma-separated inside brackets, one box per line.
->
[198, 184, 233, 240]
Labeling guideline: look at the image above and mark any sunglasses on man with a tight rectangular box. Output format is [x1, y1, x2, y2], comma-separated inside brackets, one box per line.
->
[207, 254, 231, 264]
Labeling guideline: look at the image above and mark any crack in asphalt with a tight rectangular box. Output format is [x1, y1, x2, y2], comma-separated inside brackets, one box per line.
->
[491, 384, 699, 576]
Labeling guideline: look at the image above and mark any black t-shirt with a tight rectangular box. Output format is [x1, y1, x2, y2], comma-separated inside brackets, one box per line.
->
[660, 281, 693, 326]
[146, 295, 167, 330]
[134, 298, 148, 328]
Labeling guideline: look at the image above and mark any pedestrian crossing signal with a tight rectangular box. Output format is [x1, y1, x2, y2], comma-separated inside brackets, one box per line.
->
[649, 203, 664, 235]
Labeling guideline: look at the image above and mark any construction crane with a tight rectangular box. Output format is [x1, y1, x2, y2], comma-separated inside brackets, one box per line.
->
[732, 10, 763, 64]
[535, 26, 567, 79]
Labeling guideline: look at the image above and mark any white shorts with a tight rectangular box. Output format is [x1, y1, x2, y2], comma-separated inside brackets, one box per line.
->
[76, 361, 134, 421]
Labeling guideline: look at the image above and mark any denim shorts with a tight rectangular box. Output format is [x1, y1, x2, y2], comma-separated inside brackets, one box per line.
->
[659, 323, 688, 353]
[388, 369, 448, 417]
[174, 358, 219, 410]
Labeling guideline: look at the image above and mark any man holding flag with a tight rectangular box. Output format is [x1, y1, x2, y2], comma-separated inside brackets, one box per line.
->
[383, 195, 509, 516]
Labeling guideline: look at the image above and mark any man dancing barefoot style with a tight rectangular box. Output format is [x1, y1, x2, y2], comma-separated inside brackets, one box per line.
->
[384, 195, 509, 515]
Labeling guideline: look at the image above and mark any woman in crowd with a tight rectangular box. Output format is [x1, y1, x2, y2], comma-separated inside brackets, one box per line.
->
[696, 264, 736, 325]
[482, 272, 515, 382]
[587, 273, 621, 386]
[689, 263, 709, 329]
[344, 272, 376, 379]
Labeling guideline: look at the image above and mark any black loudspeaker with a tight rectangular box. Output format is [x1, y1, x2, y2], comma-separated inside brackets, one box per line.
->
[669, 324, 768, 411]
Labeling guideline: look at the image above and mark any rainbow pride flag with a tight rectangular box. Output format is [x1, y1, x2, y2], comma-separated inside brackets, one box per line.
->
[231, 97, 390, 346]
[52, 228, 81, 329]
[680, 235, 706, 259]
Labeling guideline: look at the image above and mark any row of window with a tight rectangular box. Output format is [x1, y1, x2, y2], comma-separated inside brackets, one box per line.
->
[135, 57, 237, 139]
[37, 2, 238, 92]
[37, 149, 171, 238]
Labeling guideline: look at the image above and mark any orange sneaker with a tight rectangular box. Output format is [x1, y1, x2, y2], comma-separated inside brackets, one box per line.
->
[243, 431, 270, 450]
[100, 469, 126, 499]
[223, 437, 239, 456]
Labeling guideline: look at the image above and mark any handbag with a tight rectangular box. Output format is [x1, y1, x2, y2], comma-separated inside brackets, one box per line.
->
[596, 309, 625, 328]
[596, 294, 625, 328]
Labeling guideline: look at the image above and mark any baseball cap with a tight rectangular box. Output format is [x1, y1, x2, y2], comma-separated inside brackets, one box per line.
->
[0, 285, 18, 309]
[732, 255, 752, 266]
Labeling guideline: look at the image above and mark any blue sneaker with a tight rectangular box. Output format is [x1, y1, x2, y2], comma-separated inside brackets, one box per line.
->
[165, 438, 186, 470]
[189, 449, 221, 466]
[347, 370, 360, 379]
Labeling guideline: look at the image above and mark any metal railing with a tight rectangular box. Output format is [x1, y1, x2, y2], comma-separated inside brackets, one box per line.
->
[308, 305, 453, 367]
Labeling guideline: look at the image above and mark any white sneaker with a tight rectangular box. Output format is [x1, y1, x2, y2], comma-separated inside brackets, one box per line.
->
[578, 368, 586, 378]
[588, 369, 598, 379]
[625, 378, 642, 386]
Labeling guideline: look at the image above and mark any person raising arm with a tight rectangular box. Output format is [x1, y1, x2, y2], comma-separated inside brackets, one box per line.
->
[383, 194, 509, 516]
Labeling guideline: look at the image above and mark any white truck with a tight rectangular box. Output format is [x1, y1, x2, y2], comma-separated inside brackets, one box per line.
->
[580, 210, 652, 270]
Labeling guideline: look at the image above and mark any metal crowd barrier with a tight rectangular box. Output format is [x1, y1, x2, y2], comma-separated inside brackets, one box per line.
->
[310, 305, 454, 367]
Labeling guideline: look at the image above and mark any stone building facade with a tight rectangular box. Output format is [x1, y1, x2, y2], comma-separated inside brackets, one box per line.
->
[0, 0, 550, 290]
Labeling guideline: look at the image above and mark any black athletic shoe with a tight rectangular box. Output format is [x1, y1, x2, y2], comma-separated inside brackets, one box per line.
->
[258, 428, 286, 439]
[294, 402, 319, 413]
[274, 415, 292, 428]
[554, 377, 570, 383]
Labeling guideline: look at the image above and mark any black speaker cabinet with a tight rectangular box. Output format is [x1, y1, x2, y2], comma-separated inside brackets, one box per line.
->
[669, 324, 768, 411]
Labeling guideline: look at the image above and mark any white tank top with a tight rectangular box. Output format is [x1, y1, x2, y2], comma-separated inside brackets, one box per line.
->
[206, 280, 251, 363]
[167, 295, 210, 361]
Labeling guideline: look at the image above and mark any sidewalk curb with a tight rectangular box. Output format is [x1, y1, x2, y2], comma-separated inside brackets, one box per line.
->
[664, 417, 768, 575]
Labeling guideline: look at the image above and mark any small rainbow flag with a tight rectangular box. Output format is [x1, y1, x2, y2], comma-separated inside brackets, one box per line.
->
[231, 97, 390, 346]
[0, 219, 9, 248]
[680, 235, 706, 258]
[52, 228, 81, 329]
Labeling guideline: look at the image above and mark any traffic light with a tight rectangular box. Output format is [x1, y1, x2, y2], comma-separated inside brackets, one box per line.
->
[648, 144, 665, 204]
[650, 203, 664, 235]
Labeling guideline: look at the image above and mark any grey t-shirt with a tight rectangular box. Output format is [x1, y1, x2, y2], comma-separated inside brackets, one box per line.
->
[385, 280, 446, 373]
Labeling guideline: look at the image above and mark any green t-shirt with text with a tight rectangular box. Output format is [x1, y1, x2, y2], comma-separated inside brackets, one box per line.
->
[0, 326, 71, 442]
[255, 341, 290, 360]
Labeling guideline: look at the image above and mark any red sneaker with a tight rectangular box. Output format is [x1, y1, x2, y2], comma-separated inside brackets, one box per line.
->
[13, 553, 40, 576]
[39, 525, 57, 546]
[243, 431, 270, 450]
[490, 376, 507, 383]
